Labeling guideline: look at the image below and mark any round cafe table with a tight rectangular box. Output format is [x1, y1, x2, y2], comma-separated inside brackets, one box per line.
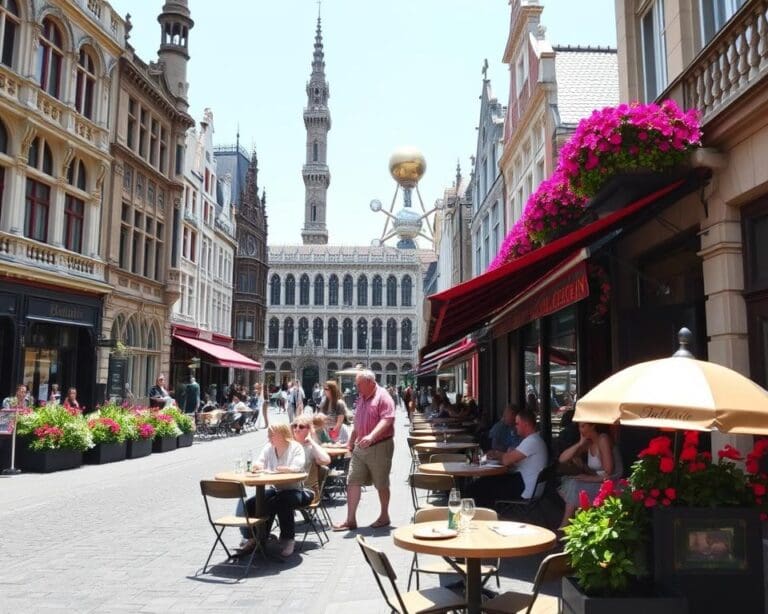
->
[410, 427, 466, 436]
[418, 461, 509, 478]
[393, 520, 556, 614]
[214, 471, 308, 525]
[413, 441, 479, 453]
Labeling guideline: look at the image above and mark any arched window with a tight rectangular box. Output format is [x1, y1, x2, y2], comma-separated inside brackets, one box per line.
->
[386, 318, 397, 351]
[328, 274, 338, 306]
[371, 318, 382, 350]
[313, 274, 324, 305]
[386, 362, 398, 386]
[75, 47, 96, 119]
[37, 18, 64, 98]
[299, 273, 310, 305]
[372, 275, 382, 306]
[285, 274, 295, 305]
[342, 274, 353, 306]
[386, 275, 397, 307]
[67, 158, 87, 191]
[283, 317, 294, 348]
[268, 317, 279, 349]
[0, 118, 7, 153]
[312, 317, 323, 346]
[298, 317, 309, 346]
[0, 0, 20, 68]
[25, 138, 53, 243]
[328, 318, 338, 349]
[28, 138, 53, 175]
[270, 274, 281, 305]
[357, 318, 367, 350]
[401, 275, 413, 307]
[342, 318, 353, 350]
[401, 319, 412, 350]
[357, 274, 368, 306]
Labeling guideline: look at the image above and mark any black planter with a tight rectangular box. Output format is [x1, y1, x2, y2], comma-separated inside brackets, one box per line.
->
[16, 445, 83, 473]
[126, 438, 152, 459]
[562, 577, 688, 614]
[585, 168, 690, 216]
[177, 432, 194, 448]
[83, 442, 127, 465]
[152, 435, 178, 453]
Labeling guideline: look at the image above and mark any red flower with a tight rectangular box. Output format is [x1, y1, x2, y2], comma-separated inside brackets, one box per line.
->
[662, 498, 671, 506]
[644, 497, 658, 507]
[639, 436, 673, 458]
[659, 457, 675, 473]
[579, 490, 591, 509]
[679, 446, 697, 462]
[683, 431, 700, 447]
[650, 488, 660, 498]
[664, 487, 677, 500]
[752, 483, 766, 496]
[631, 489, 645, 502]
[701, 451, 712, 461]
[747, 458, 760, 474]
[718, 445, 742, 461]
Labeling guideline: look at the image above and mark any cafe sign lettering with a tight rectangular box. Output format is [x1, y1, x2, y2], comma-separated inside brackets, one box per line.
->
[49, 303, 85, 320]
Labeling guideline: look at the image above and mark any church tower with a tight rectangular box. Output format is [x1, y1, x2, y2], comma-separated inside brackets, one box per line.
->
[157, 0, 194, 111]
[301, 13, 331, 245]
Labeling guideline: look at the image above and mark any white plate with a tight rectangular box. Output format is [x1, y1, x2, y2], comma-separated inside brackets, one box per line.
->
[413, 527, 458, 540]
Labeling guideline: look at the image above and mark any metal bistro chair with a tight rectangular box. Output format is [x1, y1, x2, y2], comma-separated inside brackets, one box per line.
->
[408, 472, 454, 516]
[199, 479, 268, 581]
[357, 535, 466, 614]
[495, 464, 557, 523]
[298, 465, 330, 551]
[407, 506, 501, 591]
[325, 455, 350, 500]
[482, 552, 572, 614]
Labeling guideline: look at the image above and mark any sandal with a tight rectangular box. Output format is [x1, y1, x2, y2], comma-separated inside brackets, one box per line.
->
[331, 521, 357, 532]
[369, 519, 391, 529]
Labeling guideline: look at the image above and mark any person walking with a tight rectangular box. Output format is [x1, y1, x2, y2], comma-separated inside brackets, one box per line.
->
[332, 369, 395, 531]
[183, 376, 201, 415]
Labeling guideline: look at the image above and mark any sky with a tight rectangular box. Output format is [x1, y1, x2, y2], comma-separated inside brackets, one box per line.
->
[110, 0, 617, 247]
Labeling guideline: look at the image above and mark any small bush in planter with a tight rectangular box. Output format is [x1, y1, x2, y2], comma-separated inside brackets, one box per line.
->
[86, 415, 126, 445]
[149, 412, 182, 439]
[165, 407, 194, 434]
[15, 404, 93, 452]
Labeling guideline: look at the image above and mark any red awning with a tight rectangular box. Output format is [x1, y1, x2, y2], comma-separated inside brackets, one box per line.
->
[173, 335, 262, 371]
[427, 179, 687, 349]
[417, 338, 477, 375]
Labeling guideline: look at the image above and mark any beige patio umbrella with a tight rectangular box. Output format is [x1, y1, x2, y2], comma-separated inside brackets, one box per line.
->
[574, 329, 768, 434]
[335, 364, 366, 376]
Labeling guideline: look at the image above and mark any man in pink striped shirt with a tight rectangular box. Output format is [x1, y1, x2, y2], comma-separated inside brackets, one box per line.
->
[332, 369, 395, 531]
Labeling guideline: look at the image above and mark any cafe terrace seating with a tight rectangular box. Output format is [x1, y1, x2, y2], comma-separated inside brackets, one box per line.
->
[494, 464, 557, 523]
[297, 465, 331, 551]
[408, 472, 454, 515]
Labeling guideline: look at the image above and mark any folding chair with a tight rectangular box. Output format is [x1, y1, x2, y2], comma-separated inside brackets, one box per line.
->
[325, 455, 350, 500]
[495, 464, 557, 523]
[408, 472, 454, 515]
[482, 552, 572, 614]
[406, 506, 501, 591]
[199, 479, 268, 581]
[215, 412, 237, 437]
[429, 453, 468, 463]
[298, 465, 330, 551]
[357, 535, 466, 614]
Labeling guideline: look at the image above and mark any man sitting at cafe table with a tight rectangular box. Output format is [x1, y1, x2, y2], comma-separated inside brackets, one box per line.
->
[466, 409, 547, 508]
[486, 404, 522, 453]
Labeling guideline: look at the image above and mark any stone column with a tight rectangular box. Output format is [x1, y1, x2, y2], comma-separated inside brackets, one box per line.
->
[2, 163, 25, 234]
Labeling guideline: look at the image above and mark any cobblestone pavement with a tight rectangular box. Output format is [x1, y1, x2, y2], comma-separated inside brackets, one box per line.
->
[0, 406, 553, 613]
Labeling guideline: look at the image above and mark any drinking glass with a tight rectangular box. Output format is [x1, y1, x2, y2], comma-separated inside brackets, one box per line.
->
[234, 457, 244, 473]
[448, 488, 461, 530]
[460, 498, 476, 532]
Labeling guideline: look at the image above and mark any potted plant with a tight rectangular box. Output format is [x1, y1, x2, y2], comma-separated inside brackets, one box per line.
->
[165, 407, 194, 447]
[15, 405, 93, 472]
[150, 412, 181, 453]
[123, 407, 155, 459]
[84, 410, 127, 464]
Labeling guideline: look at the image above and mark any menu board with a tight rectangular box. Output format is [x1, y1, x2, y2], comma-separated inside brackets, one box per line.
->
[0, 409, 17, 435]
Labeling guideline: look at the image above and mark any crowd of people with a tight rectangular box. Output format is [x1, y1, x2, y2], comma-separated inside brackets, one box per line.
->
[2, 383, 81, 411]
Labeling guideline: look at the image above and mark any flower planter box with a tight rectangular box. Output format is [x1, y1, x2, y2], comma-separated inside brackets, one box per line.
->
[16, 445, 83, 473]
[126, 438, 152, 459]
[653, 507, 764, 614]
[177, 432, 194, 448]
[584, 168, 690, 217]
[561, 577, 688, 614]
[152, 435, 177, 453]
[84, 442, 127, 465]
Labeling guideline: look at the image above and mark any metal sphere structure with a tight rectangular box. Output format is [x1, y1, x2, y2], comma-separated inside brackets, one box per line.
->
[388, 147, 427, 188]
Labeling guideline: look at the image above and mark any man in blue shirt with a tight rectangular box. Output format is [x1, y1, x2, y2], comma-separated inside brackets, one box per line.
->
[488, 405, 521, 452]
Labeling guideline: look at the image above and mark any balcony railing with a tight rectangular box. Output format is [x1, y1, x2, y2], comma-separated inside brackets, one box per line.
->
[0, 233, 105, 281]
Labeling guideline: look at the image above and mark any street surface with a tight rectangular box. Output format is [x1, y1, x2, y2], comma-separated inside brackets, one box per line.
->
[0, 406, 550, 613]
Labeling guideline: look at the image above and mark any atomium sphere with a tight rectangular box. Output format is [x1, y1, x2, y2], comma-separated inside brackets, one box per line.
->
[392, 207, 423, 241]
[389, 146, 426, 188]
[369, 199, 383, 212]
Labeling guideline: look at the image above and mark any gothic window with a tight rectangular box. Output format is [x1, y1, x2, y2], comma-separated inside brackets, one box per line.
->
[298, 317, 309, 346]
[313, 141, 318, 162]
[371, 318, 382, 350]
[357, 275, 368, 306]
[285, 274, 296, 305]
[313, 317, 323, 346]
[314, 274, 324, 306]
[328, 318, 338, 349]
[386, 275, 397, 307]
[75, 47, 96, 119]
[311, 204, 317, 222]
[67, 159, 87, 191]
[342, 318, 353, 350]
[270, 274, 281, 305]
[63, 194, 84, 253]
[386, 318, 397, 351]
[299, 274, 310, 305]
[402, 319, 412, 350]
[372, 275, 382, 306]
[342, 274, 353, 306]
[401, 275, 413, 307]
[37, 18, 64, 99]
[357, 318, 367, 350]
[283, 317, 294, 348]
[328, 274, 339, 306]
[28, 138, 53, 176]
[0, 0, 20, 69]
[268, 317, 279, 349]
[0, 118, 7, 153]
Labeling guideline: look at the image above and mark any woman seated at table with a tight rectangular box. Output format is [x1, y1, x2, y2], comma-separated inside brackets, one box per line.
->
[292, 415, 331, 497]
[558, 421, 623, 527]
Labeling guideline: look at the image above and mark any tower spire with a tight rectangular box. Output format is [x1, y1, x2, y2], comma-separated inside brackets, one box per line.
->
[301, 10, 331, 245]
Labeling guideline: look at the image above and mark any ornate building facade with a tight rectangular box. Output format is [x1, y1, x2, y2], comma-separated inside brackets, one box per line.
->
[0, 0, 126, 408]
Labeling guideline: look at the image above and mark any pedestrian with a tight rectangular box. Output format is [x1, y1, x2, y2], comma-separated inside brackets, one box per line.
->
[332, 369, 395, 531]
[148, 374, 171, 408]
[318, 380, 350, 440]
[48, 384, 61, 404]
[248, 383, 266, 429]
[311, 382, 322, 413]
[183, 376, 201, 415]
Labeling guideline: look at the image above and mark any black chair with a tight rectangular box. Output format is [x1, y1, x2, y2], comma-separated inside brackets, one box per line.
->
[408, 472, 454, 515]
[325, 455, 350, 500]
[495, 464, 557, 522]
[298, 465, 330, 551]
[199, 479, 268, 581]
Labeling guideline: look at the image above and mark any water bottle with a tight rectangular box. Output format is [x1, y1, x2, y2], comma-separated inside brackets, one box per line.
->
[246, 450, 253, 472]
[448, 488, 461, 530]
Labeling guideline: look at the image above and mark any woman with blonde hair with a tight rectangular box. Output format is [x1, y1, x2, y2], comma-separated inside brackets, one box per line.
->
[318, 380, 349, 441]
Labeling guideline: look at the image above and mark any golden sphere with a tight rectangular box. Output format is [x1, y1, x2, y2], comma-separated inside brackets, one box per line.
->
[389, 147, 426, 188]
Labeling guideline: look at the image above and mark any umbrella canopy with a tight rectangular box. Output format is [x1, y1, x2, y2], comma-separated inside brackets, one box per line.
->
[574, 356, 768, 434]
[335, 367, 364, 377]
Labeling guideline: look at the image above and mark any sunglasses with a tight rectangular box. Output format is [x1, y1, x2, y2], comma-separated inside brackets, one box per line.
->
[291, 424, 308, 430]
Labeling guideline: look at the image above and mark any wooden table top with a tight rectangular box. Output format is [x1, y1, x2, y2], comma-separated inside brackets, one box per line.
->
[418, 461, 509, 478]
[393, 520, 556, 558]
[322, 446, 350, 456]
[414, 441, 479, 452]
[214, 471, 308, 486]
[410, 428, 467, 435]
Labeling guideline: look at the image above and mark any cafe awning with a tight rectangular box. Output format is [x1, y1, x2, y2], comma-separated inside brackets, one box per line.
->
[426, 178, 694, 350]
[172, 335, 262, 371]
[416, 338, 477, 375]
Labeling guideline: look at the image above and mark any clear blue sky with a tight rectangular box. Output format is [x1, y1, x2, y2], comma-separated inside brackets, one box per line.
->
[110, 0, 617, 246]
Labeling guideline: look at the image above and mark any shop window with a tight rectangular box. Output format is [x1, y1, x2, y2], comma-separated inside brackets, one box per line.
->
[547, 307, 578, 443]
[521, 320, 541, 415]
[0, 0, 19, 69]
[37, 18, 64, 99]
[75, 47, 96, 119]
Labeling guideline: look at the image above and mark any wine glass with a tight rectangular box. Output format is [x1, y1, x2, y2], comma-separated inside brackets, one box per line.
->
[460, 498, 476, 532]
[448, 488, 461, 530]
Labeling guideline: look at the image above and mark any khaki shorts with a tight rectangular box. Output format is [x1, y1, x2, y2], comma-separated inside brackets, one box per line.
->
[348, 438, 394, 489]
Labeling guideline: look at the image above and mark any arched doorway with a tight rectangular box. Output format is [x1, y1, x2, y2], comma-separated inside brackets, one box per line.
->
[301, 363, 319, 406]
